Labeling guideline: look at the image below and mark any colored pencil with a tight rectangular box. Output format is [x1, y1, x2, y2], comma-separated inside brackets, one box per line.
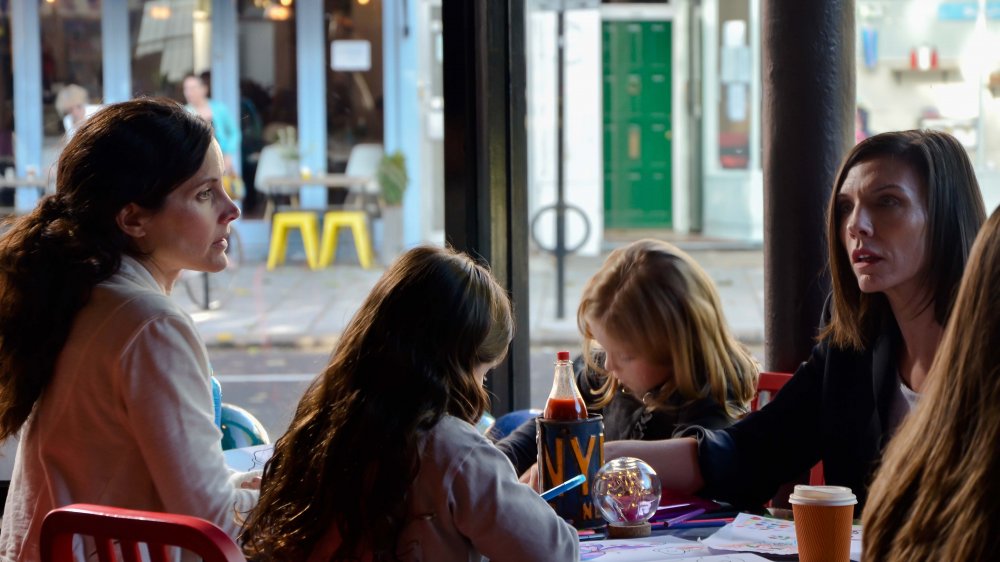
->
[540, 474, 587, 501]
[666, 519, 733, 530]
[665, 508, 706, 526]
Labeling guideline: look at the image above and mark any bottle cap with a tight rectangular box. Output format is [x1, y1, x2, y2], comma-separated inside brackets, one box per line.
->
[557, 351, 570, 361]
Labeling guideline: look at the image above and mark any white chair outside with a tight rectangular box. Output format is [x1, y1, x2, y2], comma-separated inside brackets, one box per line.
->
[343, 143, 384, 217]
[253, 143, 299, 221]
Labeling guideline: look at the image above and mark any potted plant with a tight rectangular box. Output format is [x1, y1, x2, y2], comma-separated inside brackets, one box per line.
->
[275, 125, 300, 176]
[377, 150, 408, 207]
[376, 151, 408, 264]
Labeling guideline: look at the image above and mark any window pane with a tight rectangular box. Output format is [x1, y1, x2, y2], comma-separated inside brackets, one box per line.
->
[855, 0, 1000, 210]
[41, 0, 103, 175]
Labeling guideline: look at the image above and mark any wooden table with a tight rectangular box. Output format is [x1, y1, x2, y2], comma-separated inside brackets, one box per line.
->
[0, 176, 49, 190]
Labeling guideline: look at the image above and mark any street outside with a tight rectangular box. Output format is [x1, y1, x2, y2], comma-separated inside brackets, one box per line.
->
[203, 238, 766, 441]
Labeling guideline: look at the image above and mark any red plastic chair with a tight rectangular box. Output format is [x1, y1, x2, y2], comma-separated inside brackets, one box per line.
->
[752, 372, 824, 486]
[40, 503, 245, 562]
[751, 371, 793, 411]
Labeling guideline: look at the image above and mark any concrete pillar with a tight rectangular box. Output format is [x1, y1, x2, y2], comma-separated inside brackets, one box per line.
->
[212, 0, 241, 175]
[11, 1, 43, 211]
[383, 0, 423, 248]
[102, 0, 132, 104]
[762, 1, 854, 371]
[296, 0, 328, 208]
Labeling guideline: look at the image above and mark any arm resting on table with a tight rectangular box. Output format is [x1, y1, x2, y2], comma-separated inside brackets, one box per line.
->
[604, 437, 703, 494]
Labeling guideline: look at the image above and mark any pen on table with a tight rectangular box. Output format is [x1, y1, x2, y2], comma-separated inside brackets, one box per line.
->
[540, 474, 587, 501]
[665, 508, 705, 526]
[666, 518, 734, 530]
[655, 501, 695, 512]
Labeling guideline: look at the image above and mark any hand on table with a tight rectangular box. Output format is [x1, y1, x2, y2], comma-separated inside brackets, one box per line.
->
[519, 462, 539, 492]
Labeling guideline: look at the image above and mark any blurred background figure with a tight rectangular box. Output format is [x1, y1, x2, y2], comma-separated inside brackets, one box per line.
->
[182, 74, 240, 175]
[54, 84, 100, 140]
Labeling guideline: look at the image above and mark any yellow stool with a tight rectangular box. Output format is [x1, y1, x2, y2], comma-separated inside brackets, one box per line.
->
[318, 210, 374, 269]
[267, 211, 320, 270]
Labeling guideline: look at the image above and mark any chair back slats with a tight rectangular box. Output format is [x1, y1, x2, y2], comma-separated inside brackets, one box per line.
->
[119, 540, 142, 562]
[149, 543, 173, 562]
[91, 536, 115, 562]
[751, 371, 793, 411]
[40, 503, 246, 562]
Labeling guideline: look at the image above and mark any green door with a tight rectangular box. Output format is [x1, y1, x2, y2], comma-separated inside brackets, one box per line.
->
[603, 20, 672, 229]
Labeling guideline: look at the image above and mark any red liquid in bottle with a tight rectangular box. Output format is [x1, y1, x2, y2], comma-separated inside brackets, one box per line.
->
[544, 397, 588, 420]
[544, 351, 588, 420]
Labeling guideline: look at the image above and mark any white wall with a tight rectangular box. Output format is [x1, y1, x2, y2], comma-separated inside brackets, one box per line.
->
[526, 9, 603, 257]
[857, 1, 1000, 211]
[240, 20, 276, 90]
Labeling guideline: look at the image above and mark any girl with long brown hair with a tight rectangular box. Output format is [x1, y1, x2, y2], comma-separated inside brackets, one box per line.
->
[240, 246, 577, 562]
[862, 205, 1000, 561]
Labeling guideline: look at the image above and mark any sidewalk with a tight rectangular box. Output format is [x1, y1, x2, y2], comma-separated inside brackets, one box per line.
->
[173, 220, 765, 350]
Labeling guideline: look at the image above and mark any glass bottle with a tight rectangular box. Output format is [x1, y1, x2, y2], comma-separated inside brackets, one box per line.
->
[543, 350, 588, 420]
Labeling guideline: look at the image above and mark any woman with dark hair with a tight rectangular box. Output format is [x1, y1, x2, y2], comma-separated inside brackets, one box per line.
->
[862, 205, 1000, 561]
[240, 246, 577, 562]
[0, 99, 253, 560]
[604, 129, 987, 512]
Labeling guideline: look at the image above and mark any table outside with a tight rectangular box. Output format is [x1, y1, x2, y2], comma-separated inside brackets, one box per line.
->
[0, 176, 51, 214]
[257, 174, 373, 221]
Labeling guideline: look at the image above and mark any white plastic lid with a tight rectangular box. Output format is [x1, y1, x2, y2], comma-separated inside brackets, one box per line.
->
[788, 485, 858, 507]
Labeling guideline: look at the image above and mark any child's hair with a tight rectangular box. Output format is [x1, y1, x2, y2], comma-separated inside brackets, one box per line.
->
[577, 239, 758, 419]
[862, 205, 1000, 561]
[0, 98, 214, 441]
[241, 246, 513, 561]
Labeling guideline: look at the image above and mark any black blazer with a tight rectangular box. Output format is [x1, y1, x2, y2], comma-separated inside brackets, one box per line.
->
[696, 317, 901, 512]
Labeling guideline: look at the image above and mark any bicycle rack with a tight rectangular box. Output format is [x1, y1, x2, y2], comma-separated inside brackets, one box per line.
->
[529, 2, 592, 320]
[530, 203, 591, 319]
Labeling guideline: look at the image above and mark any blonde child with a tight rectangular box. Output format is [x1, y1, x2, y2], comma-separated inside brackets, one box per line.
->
[577, 239, 759, 440]
[499, 239, 759, 476]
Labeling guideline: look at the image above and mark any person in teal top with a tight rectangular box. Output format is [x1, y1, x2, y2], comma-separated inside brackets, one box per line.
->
[183, 74, 241, 174]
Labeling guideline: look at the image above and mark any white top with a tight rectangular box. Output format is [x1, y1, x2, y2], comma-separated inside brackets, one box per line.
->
[62, 105, 102, 139]
[0, 256, 257, 562]
[886, 372, 921, 437]
[308, 415, 579, 562]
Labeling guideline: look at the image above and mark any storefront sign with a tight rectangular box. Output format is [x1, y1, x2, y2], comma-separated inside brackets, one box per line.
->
[938, 1, 1000, 20]
[330, 40, 372, 72]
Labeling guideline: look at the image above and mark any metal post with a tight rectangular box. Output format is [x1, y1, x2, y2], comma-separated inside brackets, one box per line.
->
[762, 0, 854, 372]
[201, 272, 211, 311]
[555, 4, 567, 319]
